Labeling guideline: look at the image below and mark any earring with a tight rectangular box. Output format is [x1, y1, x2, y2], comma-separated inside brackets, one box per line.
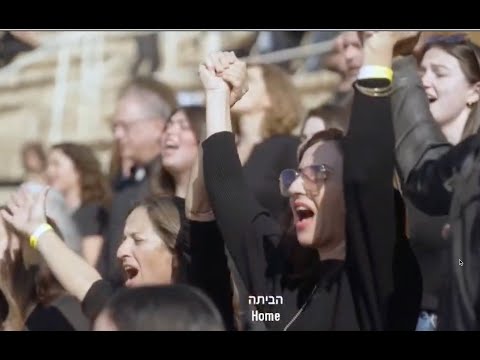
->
[467, 101, 475, 108]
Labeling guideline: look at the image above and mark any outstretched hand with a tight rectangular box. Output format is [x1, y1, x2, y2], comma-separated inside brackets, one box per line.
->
[0, 186, 49, 238]
[199, 51, 248, 106]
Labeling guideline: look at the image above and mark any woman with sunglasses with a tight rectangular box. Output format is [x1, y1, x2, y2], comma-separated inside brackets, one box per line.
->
[392, 32, 480, 331]
[190, 32, 422, 331]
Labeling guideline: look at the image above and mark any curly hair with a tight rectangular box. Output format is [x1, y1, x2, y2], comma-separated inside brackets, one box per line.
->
[51, 143, 111, 207]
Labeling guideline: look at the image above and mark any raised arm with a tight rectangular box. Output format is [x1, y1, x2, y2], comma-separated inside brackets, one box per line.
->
[197, 52, 282, 296]
[184, 63, 245, 329]
[199, 52, 266, 234]
[186, 52, 248, 221]
[391, 53, 454, 215]
[344, 32, 422, 330]
[1, 187, 102, 304]
[390, 32, 480, 215]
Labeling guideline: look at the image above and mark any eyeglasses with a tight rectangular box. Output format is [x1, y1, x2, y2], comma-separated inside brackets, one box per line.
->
[279, 164, 332, 197]
[111, 117, 159, 134]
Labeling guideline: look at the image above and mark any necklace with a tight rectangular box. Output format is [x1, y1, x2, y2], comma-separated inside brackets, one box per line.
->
[283, 283, 320, 331]
[282, 271, 343, 331]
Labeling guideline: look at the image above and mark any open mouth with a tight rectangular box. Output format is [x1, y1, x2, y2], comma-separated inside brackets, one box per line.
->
[123, 265, 139, 283]
[296, 208, 315, 221]
[162, 143, 179, 154]
[294, 205, 315, 232]
[163, 137, 179, 150]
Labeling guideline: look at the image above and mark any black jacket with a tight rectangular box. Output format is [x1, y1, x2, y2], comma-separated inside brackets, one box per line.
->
[392, 55, 480, 330]
[391, 56, 450, 312]
[202, 88, 421, 330]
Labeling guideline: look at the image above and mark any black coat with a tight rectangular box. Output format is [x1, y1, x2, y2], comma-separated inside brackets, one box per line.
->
[392, 55, 480, 330]
[202, 87, 422, 330]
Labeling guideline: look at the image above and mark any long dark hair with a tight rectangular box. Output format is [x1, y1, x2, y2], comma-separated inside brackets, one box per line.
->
[282, 129, 345, 284]
[51, 143, 111, 208]
[150, 106, 206, 197]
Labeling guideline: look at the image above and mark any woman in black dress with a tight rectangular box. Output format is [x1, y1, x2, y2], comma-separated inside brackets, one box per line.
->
[189, 32, 422, 330]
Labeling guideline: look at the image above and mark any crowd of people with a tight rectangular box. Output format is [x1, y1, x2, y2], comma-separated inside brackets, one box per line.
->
[1, 30, 480, 331]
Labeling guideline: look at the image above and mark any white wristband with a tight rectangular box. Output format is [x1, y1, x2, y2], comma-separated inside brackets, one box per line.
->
[358, 65, 393, 82]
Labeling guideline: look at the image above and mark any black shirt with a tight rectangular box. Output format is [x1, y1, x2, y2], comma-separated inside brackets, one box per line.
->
[279, 261, 359, 331]
[201, 90, 421, 330]
[406, 200, 449, 312]
[72, 203, 108, 238]
[82, 198, 236, 330]
[26, 295, 90, 331]
[72, 202, 108, 272]
[82, 279, 115, 321]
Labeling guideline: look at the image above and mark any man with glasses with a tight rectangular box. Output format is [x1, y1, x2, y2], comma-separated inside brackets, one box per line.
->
[104, 77, 177, 286]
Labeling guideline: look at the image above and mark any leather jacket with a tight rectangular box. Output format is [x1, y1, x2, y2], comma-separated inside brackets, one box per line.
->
[391, 55, 480, 330]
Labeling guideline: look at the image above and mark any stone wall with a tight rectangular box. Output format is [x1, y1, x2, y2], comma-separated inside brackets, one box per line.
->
[0, 31, 338, 204]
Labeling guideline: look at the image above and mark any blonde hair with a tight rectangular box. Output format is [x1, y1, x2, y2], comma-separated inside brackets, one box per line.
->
[234, 64, 304, 139]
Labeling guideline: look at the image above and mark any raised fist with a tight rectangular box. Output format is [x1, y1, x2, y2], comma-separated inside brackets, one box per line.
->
[199, 51, 248, 106]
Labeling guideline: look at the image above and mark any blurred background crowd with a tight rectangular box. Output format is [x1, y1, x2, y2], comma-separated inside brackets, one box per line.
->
[0, 30, 346, 198]
[1, 30, 480, 331]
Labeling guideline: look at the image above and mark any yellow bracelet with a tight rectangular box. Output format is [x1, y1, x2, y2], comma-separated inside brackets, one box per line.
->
[358, 65, 394, 83]
[29, 223, 53, 249]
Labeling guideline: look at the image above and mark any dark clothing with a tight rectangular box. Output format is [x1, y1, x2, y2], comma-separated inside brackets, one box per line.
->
[103, 158, 159, 285]
[243, 135, 300, 223]
[391, 56, 453, 216]
[390, 58, 450, 313]
[406, 201, 449, 312]
[202, 89, 421, 330]
[26, 295, 90, 331]
[391, 55, 480, 330]
[111, 170, 136, 192]
[72, 203, 108, 273]
[186, 220, 236, 331]
[82, 198, 236, 330]
[131, 33, 160, 76]
[0, 32, 34, 68]
[72, 203, 108, 255]
[82, 279, 115, 321]
[236, 135, 299, 330]
[275, 260, 360, 330]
